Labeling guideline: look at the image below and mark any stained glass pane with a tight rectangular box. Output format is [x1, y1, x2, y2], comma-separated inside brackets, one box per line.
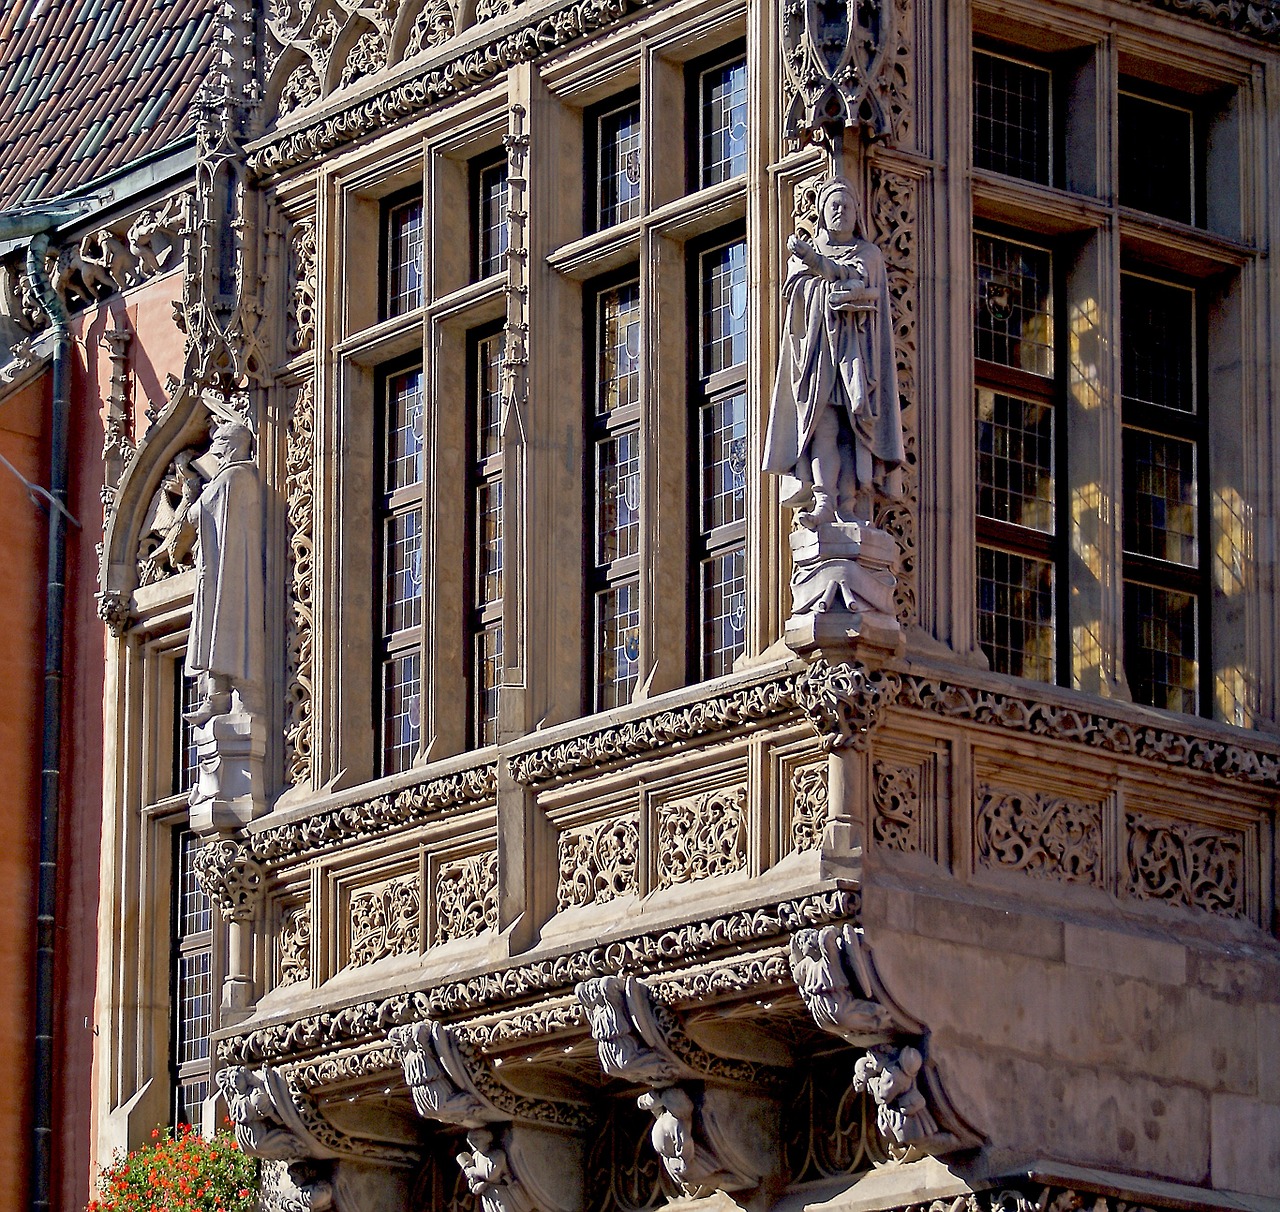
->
[1119, 91, 1193, 225]
[1123, 430, 1197, 565]
[383, 651, 421, 774]
[977, 545, 1055, 682]
[477, 161, 509, 280]
[701, 58, 747, 187]
[596, 429, 641, 565]
[475, 480, 503, 607]
[596, 581, 641, 711]
[598, 100, 642, 228]
[476, 333, 505, 460]
[597, 282, 640, 414]
[701, 546, 746, 679]
[701, 241, 748, 377]
[973, 50, 1051, 184]
[1121, 276, 1195, 413]
[383, 509, 423, 634]
[701, 391, 747, 533]
[1126, 582, 1197, 713]
[976, 389, 1054, 533]
[974, 232, 1053, 377]
[474, 624, 502, 747]
[387, 199, 424, 317]
[385, 369, 424, 491]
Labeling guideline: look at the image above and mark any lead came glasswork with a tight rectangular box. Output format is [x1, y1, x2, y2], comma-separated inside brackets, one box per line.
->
[702, 391, 747, 533]
[1121, 276, 1195, 413]
[1124, 432, 1198, 565]
[383, 650, 421, 773]
[1127, 583, 1198, 714]
[386, 369, 424, 491]
[387, 198, 424, 317]
[973, 49, 1052, 184]
[975, 389, 1054, 533]
[597, 431, 641, 565]
[172, 828, 212, 1129]
[477, 160, 509, 280]
[977, 546, 1056, 682]
[974, 232, 1053, 377]
[700, 58, 747, 186]
[1119, 91, 1194, 225]
[384, 510, 423, 633]
[598, 282, 640, 413]
[597, 100, 642, 229]
[701, 240, 747, 376]
[597, 581, 641, 710]
[471, 331, 505, 747]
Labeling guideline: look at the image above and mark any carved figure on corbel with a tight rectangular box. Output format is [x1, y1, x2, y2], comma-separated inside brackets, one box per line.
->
[789, 923, 981, 1157]
[96, 589, 132, 637]
[392, 1021, 587, 1212]
[794, 658, 901, 751]
[576, 975, 784, 1199]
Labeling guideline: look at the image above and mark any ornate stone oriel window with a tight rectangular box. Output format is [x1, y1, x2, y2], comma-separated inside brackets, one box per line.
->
[970, 20, 1249, 721]
[589, 91, 642, 232]
[693, 234, 749, 678]
[469, 326, 505, 745]
[170, 826, 213, 1127]
[383, 192, 425, 318]
[590, 274, 643, 709]
[377, 362, 425, 772]
[471, 152, 509, 281]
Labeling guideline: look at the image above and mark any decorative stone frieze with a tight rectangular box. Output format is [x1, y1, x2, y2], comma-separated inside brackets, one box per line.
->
[556, 815, 638, 910]
[507, 674, 800, 786]
[347, 877, 421, 966]
[655, 785, 747, 888]
[283, 378, 316, 789]
[1125, 811, 1245, 917]
[795, 660, 900, 751]
[220, 889, 859, 1065]
[975, 784, 1104, 887]
[432, 851, 499, 944]
[790, 923, 980, 1156]
[193, 839, 266, 922]
[286, 218, 317, 357]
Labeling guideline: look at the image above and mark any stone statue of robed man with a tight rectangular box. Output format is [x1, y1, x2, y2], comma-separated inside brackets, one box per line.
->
[764, 176, 904, 623]
[184, 418, 264, 724]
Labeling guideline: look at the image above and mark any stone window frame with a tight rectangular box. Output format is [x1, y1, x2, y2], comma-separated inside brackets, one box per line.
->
[962, 1, 1270, 727]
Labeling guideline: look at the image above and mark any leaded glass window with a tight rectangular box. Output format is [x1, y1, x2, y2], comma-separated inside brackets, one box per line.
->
[172, 664, 199, 796]
[699, 56, 747, 187]
[385, 196, 424, 318]
[1119, 89, 1195, 225]
[475, 156, 509, 281]
[974, 231, 1054, 376]
[591, 278, 642, 709]
[695, 238, 748, 679]
[470, 329, 505, 747]
[594, 97, 642, 231]
[379, 366, 424, 773]
[973, 48, 1052, 185]
[171, 827, 212, 1129]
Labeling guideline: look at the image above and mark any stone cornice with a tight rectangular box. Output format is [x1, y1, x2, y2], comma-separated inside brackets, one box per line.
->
[218, 886, 858, 1066]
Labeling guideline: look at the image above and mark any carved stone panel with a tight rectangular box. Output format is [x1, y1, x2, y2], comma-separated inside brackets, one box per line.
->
[557, 814, 639, 911]
[974, 782, 1106, 888]
[278, 900, 312, 987]
[653, 783, 748, 889]
[789, 762, 829, 853]
[346, 875, 421, 967]
[1124, 811, 1246, 918]
[430, 849, 499, 944]
[283, 379, 315, 789]
[871, 747, 940, 859]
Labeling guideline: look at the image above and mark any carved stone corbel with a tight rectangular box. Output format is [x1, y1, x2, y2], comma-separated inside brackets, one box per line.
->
[790, 924, 981, 1156]
[192, 837, 265, 922]
[391, 1021, 587, 1212]
[794, 659, 901, 751]
[576, 975, 784, 1200]
[96, 589, 132, 637]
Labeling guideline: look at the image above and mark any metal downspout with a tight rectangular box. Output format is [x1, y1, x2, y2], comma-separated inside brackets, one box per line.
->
[25, 230, 71, 1212]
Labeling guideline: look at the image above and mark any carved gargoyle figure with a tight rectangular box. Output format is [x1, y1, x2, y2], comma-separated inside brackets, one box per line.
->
[639, 1087, 710, 1194]
[763, 176, 903, 621]
[576, 976, 682, 1085]
[852, 1044, 938, 1145]
[393, 1021, 496, 1128]
[138, 449, 205, 585]
[184, 417, 265, 724]
[219, 1066, 307, 1160]
[790, 926, 897, 1042]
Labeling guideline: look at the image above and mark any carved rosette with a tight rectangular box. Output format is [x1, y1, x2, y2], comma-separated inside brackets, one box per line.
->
[192, 838, 265, 922]
[794, 660, 900, 751]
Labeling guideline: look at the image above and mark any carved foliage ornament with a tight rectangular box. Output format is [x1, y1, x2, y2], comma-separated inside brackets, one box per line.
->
[348, 877, 420, 967]
[655, 785, 747, 888]
[1125, 811, 1245, 917]
[795, 659, 900, 751]
[557, 815, 638, 911]
[284, 379, 316, 788]
[975, 784, 1103, 887]
[193, 838, 265, 921]
[434, 851, 499, 944]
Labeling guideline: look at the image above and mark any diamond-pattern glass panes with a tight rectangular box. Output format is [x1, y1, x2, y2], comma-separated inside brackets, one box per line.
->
[1121, 275, 1194, 413]
[1124, 431, 1197, 566]
[596, 429, 641, 564]
[700, 57, 747, 187]
[1119, 90, 1194, 225]
[977, 545, 1056, 682]
[596, 580, 641, 711]
[474, 624, 502, 747]
[701, 240, 747, 376]
[597, 99, 642, 229]
[383, 650, 421, 774]
[973, 49, 1051, 185]
[976, 389, 1054, 532]
[597, 281, 640, 414]
[702, 547, 746, 679]
[384, 510, 423, 633]
[1126, 583, 1197, 714]
[477, 159, 509, 280]
[974, 232, 1053, 376]
[385, 368, 424, 491]
[701, 391, 747, 533]
[386, 197, 424, 317]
